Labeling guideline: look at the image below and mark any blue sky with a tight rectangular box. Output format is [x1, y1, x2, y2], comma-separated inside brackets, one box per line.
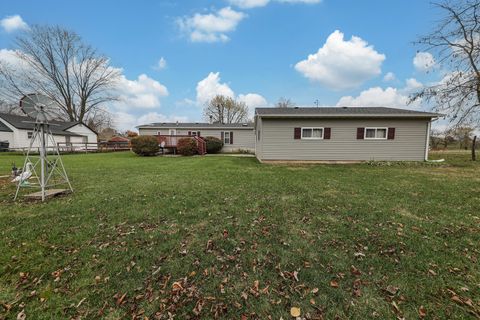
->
[0, 0, 442, 130]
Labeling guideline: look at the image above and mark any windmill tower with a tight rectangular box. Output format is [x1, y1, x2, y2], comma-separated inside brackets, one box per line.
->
[14, 94, 73, 201]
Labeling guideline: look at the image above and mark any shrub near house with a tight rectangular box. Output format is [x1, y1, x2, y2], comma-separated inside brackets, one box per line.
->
[177, 137, 198, 156]
[131, 136, 159, 156]
[204, 136, 223, 154]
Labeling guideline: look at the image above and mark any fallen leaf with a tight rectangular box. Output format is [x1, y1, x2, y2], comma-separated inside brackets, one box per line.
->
[310, 298, 315, 305]
[451, 295, 463, 304]
[293, 271, 299, 282]
[172, 281, 183, 292]
[385, 285, 399, 295]
[428, 269, 437, 276]
[391, 301, 401, 314]
[311, 287, 319, 294]
[116, 292, 127, 305]
[330, 280, 339, 288]
[17, 310, 26, 320]
[418, 305, 426, 318]
[290, 307, 301, 317]
[350, 265, 361, 276]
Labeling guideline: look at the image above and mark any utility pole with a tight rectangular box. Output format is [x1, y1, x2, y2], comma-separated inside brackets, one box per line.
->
[314, 99, 319, 107]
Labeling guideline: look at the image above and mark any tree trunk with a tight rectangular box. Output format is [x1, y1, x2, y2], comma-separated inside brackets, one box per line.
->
[472, 135, 477, 161]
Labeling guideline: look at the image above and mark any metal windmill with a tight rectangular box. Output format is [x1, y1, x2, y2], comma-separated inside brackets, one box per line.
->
[14, 94, 73, 201]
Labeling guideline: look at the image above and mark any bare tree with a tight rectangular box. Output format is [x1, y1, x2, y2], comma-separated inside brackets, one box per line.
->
[450, 126, 475, 149]
[0, 99, 20, 115]
[411, 0, 480, 126]
[275, 97, 295, 108]
[203, 95, 249, 124]
[0, 25, 121, 125]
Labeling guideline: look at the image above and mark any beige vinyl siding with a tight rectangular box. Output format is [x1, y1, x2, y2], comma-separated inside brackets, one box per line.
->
[138, 127, 255, 152]
[258, 118, 429, 161]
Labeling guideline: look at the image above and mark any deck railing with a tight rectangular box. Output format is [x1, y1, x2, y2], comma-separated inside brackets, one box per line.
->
[156, 135, 207, 155]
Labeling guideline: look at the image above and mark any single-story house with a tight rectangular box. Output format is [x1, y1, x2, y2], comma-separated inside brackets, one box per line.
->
[137, 122, 255, 153]
[0, 112, 98, 150]
[254, 107, 442, 162]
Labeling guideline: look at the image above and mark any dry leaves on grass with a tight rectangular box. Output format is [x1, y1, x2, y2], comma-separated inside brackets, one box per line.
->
[290, 306, 301, 317]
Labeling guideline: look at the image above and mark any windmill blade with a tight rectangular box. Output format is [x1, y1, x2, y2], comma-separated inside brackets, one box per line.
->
[20, 93, 63, 122]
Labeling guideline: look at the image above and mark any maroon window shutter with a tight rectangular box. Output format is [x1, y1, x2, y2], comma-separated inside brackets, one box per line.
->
[357, 128, 365, 139]
[324, 128, 331, 139]
[221, 131, 224, 142]
[388, 128, 395, 140]
[188, 131, 192, 136]
[230, 131, 234, 144]
[294, 127, 301, 139]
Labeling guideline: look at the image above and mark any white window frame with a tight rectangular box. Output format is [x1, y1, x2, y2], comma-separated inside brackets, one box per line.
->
[223, 131, 231, 144]
[301, 127, 324, 140]
[364, 127, 388, 140]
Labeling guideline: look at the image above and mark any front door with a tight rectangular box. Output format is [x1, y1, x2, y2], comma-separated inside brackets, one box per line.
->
[169, 129, 176, 136]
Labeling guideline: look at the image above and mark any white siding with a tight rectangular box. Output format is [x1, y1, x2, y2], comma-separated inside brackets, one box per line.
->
[0, 131, 13, 145]
[66, 123, 98, 149]
[257, 118, 429, 161]
[139, 127, 255, 152]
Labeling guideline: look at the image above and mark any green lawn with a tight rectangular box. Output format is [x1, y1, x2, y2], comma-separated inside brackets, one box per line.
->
[0, 152, 479, 319]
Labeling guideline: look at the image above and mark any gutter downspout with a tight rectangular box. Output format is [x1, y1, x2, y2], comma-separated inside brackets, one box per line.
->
[425, 118, 439, 161]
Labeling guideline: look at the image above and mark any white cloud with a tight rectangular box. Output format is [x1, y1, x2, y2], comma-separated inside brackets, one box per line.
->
[195, 72, 268, 117]
[177, 7, 246, 43]
[229, 0, 270, 8]
[114, 74, 169, 110]
[238, 93, 268, 108]
[229, 0, 321, 8]
[196, 72, 235, 105]
[413, 51, 435, 72]
[0, 15, 29, 33]
[295, 30, 385, 90]
[113, 111, 188, 131]
[154, 57, 167, 70]
[336, 78, 423, 108]
[404, 78, 423, 92]
[383, 72, 396, 82]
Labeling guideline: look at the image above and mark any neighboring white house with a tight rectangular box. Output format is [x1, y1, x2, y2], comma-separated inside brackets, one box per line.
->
[0, 112, 98, 150]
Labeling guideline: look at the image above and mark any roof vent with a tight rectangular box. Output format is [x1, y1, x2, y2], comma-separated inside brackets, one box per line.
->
[176, 121, 179, 126]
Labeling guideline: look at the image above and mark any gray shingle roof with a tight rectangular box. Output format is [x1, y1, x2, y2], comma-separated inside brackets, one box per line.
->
[255, 107, 442, 118]
[0, 113, 85, 136]
[137, 122, 254, 129]
[0, 119, 13, 132]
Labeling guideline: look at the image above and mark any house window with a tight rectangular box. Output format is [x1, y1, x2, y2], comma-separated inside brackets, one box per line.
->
[157, 131, 161, 135]
[82, 136, 88, 143]
[223, 131, 231, 144]
[301, 127, 323, 139]
[27, 132, 33, 139]
[65, 136, 71, 144]
[365, 128, 388, 139]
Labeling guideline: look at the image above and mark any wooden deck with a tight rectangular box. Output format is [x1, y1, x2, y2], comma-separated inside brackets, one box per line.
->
[156, 135, 206, 155]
